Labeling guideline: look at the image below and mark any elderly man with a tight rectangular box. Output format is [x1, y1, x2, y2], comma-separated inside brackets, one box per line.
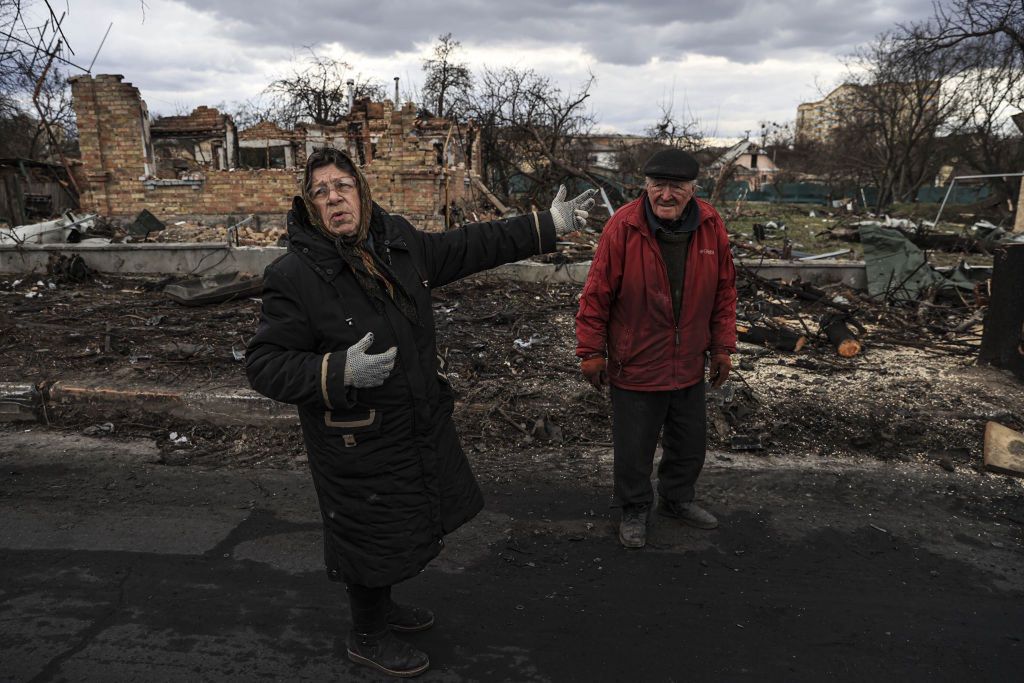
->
[575, 148, 737, 549]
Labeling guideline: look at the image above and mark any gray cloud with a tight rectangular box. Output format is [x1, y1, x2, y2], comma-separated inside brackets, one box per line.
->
[60, 0, 944, 135]
[176, 0, 937, 64]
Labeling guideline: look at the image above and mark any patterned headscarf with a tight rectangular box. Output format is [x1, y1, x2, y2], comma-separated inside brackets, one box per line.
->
[301, 147, 419, 326]
[301, 147, 373, 244]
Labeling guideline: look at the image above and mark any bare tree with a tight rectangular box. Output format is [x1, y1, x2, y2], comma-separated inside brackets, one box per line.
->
[900, 2, 1024, 206]
[0, 0, 20, 120]
[903, 0, 1024, 56]
[646, 100, 704, 150]
[466, 66, 596, 211]
[758, 120, 793, 150]
[226, 94, 291, 132]
[607, 99, 706, 199]
[826, 31, 964, 209]
[265, 49, 384, 127]
[421, 33, 472, 119]
[0, 0, 78, 160]
[943, 37, 1024, 203]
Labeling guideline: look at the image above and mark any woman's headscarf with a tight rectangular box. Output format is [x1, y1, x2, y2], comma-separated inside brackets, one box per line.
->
[301, 146, 374, 245]
[300, 146, 419, 326]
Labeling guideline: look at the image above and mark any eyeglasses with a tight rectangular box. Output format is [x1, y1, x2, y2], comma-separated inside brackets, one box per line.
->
[647, 179, 697, 194]
[311, 178, 358, 201]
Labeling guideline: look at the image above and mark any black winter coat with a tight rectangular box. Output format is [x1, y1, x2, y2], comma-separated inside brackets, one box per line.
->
[246, 198, 557, 587]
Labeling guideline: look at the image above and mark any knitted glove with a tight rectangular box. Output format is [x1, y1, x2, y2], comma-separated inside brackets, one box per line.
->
[580, 355, 608, 389]
[708, 353, 732, 388]
[344, 332, 397, 388]
[550, 186, 598, 235]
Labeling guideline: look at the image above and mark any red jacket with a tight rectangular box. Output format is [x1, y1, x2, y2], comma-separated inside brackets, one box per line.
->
[576, 195, 737, 390]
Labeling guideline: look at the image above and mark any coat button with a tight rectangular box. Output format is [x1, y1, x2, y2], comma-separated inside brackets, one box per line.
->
[326, 268, 333, 275]
[302, 247, 309, 253]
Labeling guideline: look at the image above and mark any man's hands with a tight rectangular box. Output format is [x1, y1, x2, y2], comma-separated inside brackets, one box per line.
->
[344, 332, 397, 388]
[550, 186, 598, 235]
[708, 353, 732, 388]
[580, 355, 608, 389]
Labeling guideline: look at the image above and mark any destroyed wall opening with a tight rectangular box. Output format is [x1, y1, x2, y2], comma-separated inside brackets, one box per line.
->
[68, 75, 487, 231]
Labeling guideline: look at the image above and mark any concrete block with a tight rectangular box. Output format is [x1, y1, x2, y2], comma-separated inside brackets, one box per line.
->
[0, 383, 39, 422]
[984, 421, 1024, 477]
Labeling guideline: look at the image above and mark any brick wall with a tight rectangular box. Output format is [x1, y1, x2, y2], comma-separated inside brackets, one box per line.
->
[70, 74, 476, 232]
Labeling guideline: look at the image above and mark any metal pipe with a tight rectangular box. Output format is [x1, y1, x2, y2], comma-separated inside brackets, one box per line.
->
[48, 382, 183, 403]
[87, 22, 113, 73]
[599, 186, 615, 215]
[931, 172, 1024, 231]
[939, 172, 1024, 181]
[932, 180, 956, 231]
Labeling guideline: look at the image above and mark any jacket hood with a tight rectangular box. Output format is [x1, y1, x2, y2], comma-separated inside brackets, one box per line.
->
[286, 196, 402, 282]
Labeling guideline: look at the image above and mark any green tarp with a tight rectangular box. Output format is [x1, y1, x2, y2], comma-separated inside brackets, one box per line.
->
[860, 224, 974, 300]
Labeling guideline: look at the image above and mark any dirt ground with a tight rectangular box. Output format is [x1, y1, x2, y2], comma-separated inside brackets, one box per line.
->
[1, 261, 1022, 481]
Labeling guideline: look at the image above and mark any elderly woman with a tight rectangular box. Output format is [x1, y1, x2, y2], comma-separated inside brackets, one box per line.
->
[246, 146, 594, 678]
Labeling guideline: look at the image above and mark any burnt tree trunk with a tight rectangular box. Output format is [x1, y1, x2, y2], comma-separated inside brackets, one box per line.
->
[820, 315, 862, 357]
[979, 244, 1024, 380]
[738, 323, 806, 353]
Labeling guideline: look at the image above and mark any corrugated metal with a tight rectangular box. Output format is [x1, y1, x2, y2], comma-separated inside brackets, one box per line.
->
[0, 168, 77, 226]
[0, 171, 25, 226]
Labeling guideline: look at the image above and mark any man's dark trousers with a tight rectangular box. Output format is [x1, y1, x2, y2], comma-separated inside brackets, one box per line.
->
[610, 381, 706, 508]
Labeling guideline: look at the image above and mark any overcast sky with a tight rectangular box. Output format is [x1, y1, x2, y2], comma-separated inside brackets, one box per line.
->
[47, 0, 939, 140]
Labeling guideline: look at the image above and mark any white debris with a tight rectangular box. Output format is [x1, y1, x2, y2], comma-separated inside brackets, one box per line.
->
[0, 211, 98, 245]
[513, 334, 544, 350]
[168, 431, 190, 445]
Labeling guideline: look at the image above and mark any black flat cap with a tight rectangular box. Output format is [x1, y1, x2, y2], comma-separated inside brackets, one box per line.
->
[643, 148, 699, 181]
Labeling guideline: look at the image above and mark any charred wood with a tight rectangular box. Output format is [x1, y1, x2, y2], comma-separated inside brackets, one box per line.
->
[737, 266, 855, 314]
[979, 243, 1024, 380]
[737, 323, 806, 353]
[904, 230, 986, 254]
[819, 314, 862, 357]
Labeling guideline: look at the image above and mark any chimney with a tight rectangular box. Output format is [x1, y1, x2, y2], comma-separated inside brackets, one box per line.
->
[394, 77, 400, 106]
[346, 79, 355, 112]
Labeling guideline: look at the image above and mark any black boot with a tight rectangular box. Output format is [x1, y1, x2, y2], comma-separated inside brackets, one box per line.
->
[388, 601, 435, 632]
[346, 628, 430, 678]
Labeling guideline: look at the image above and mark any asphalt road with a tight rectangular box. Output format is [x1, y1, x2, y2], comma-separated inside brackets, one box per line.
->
[1, 429, 1022, 682]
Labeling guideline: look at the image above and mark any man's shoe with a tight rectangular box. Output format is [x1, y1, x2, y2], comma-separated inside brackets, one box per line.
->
[658, 499, 719, 529]
[618, 505, 649, 548]
[388, 601, 434, 632]
[346, 629, 429, 678]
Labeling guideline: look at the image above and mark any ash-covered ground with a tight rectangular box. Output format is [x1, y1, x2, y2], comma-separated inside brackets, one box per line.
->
[2, 267, 1021, 480]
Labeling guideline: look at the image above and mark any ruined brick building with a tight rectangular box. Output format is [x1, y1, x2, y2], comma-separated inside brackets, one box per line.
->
[70, 74, 485, 232]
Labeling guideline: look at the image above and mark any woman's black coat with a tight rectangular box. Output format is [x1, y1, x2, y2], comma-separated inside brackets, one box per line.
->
[246, 198, 557, 587]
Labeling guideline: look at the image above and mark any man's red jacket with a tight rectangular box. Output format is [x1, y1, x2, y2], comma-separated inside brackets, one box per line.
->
[575, 195, 737, 390]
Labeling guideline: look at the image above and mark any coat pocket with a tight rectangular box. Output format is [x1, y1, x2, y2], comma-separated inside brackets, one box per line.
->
[323, 408, 383, 448]
[609, 324, 634, 369]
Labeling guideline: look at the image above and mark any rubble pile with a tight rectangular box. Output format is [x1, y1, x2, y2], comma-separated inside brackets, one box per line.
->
[154, 221, 286, 246]
[1, 263, 1021, 474]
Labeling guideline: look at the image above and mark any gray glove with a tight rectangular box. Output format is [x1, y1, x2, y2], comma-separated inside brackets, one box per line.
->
[550, 186, 597, 235]
[343, 332, 397, 388]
